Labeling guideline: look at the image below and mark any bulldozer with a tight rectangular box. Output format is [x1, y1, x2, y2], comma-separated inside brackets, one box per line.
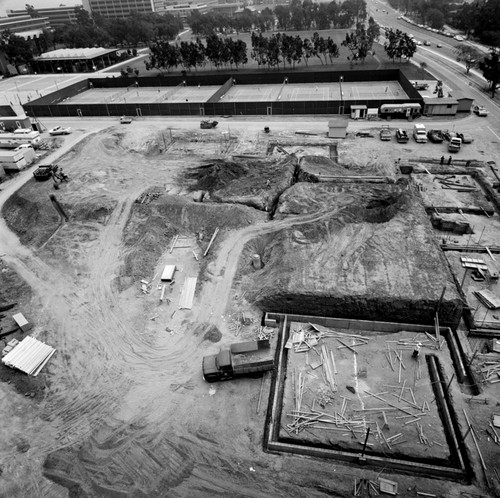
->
[200, 120, 218, 129]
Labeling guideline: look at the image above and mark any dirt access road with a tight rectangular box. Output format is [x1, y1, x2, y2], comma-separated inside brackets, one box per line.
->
[0, 115, 496, 497]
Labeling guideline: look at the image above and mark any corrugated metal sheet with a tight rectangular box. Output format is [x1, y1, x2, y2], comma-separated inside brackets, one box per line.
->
[2, 336, 56, 376]
[179, 277, 197, 309]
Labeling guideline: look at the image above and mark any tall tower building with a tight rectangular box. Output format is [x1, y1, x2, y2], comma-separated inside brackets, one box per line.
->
[82, 0, 155, 19]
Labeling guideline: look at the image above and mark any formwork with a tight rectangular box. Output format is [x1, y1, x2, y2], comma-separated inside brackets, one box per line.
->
[263, 313, 472, 481]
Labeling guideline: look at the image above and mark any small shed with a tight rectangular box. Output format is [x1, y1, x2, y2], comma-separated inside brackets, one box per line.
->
[454, 92, 474, 113]
[350, 105, 367, 120]
[328, 119, 348, 138]
[161, 265, 176, 282]
[422, 97, 459, 116]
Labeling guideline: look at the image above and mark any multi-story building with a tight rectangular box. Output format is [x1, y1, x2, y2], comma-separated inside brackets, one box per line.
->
[81, 0, 155, 18]
[154, 2, 213, 20]
[0, 15, 50, 39]
[7, 6, 79, 29]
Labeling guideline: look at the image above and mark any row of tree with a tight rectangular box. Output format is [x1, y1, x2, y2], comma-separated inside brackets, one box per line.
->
[146, 20, 420, 74]
[147, 37, 248, 72]
[188, 0, 368, 36]
[250, 32, 340, 69]
[453, 0, 500, 48]
[387, 0, 449, 30]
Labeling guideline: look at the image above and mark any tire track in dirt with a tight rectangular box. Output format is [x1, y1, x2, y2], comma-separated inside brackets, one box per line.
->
[193, 207, 347, 330]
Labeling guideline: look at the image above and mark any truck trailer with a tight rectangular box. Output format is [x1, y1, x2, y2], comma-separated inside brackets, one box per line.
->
[202, 339, 274, 382]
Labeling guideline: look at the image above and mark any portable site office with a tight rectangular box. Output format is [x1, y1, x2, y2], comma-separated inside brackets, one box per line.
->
[161, 265, 176, 282]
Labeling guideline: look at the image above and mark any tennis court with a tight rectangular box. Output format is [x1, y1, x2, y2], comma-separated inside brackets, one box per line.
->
[221, 84, 283, 103]
[65, 85, 221, 105]
[221, 81, 408, 102]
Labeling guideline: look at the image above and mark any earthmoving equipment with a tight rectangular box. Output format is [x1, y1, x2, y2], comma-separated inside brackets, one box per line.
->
[202, 339, 274, 382]
[33, 164, 55, 181]
[200, 120, 218, 129]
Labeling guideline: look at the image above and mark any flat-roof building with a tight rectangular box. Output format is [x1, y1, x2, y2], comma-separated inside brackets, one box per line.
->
[0, 15, 50, 40]
[7, 7, 79, 28]
[31, 47, 119, 73]
[82, 0, 155, 18]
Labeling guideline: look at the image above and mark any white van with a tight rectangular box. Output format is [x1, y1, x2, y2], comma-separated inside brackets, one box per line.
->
[413, 124, 427, 143]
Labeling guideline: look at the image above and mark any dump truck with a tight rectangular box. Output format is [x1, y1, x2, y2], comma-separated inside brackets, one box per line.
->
[202, 339, 274, 382]
[200, 120, 218, 129]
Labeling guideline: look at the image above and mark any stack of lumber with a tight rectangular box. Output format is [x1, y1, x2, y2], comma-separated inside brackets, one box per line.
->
[2, 336, 56, 376]
[474, 289, 500, 310]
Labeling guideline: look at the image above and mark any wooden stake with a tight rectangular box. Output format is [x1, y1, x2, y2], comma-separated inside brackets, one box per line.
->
[434, 313, 441, 350]
[463, 409, 488, 474]
[203, 227, 219, 257]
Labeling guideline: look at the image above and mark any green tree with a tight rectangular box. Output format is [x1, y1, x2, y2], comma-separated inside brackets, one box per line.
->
[479, 48, 500, 98]
[25, 4, 41, 17]
[425, 8, 444, 30]
[146, 40, 180, 72]
[0, 31, 35, 71]
[342, 22, 373, 63]
[456, 44, 481, 74]
[383, 28, 416, 62]
[274, 5, 290, 30]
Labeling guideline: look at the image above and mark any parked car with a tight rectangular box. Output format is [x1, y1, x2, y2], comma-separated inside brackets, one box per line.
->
[120, 116, 133, 124]
[427, 130, 444, 143]
[395, 129, 409, 143]
[473, 105, 489, 116]
[380, 126, 392, 141]
[49, 126, 72, 136]
[456, 132, 473, 144]
[454, 35, 465, 41]
[441, 130, 456, 141]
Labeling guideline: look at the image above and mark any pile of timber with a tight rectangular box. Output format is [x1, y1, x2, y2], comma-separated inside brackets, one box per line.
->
[478, 359, 500, 384]
[436, 176, 477, 192]
[287, 323, 369, 354]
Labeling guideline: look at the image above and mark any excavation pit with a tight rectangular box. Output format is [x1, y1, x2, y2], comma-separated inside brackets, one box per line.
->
[265, 313, 471, 481]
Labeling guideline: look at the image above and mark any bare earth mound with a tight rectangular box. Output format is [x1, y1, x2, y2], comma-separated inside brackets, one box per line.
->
[244, 184, 462, 326]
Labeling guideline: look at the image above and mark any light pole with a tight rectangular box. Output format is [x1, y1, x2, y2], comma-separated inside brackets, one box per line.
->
[339, 76, 344, 114]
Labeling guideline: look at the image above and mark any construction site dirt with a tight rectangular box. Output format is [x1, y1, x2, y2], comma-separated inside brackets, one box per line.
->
[0, 116, 500, 498]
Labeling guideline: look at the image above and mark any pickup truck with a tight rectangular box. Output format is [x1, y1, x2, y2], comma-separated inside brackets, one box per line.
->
[202, 339, 274, 382]
[448, 136, 462, 153]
